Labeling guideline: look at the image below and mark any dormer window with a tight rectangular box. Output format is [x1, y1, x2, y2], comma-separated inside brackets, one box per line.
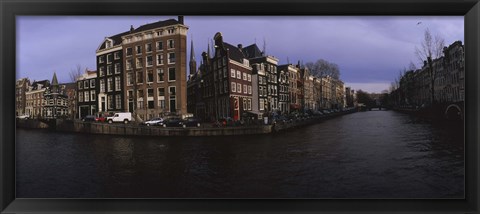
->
[106, 40, 112, 48]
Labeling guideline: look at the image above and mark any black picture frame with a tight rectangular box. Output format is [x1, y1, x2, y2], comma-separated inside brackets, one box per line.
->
[1, 0, 479, 213]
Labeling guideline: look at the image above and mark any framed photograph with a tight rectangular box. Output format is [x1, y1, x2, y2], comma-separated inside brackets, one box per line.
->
[1, 0, 479, 213]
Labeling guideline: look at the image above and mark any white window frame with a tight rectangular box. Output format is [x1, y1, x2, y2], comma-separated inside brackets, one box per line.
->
[237, 83, 241, 93]
[115, 76, 121, 91]
[237, 70, 241, 79]
[231, 69, 235, 78]
[231, 82, 236, 92]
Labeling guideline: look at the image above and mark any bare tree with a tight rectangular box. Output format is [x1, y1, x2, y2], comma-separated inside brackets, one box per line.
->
[408, 61, 417, 71]
[415, 28, 445, 104]
[69, 64, 83, 82]
[305, 59, 341, 109]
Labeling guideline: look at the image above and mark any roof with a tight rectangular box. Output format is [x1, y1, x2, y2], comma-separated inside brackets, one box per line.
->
[31, 80, 50, 90]
[242, 44, 263, 59]
[223, 42, 246, 63]
[132, 19, 181, 34]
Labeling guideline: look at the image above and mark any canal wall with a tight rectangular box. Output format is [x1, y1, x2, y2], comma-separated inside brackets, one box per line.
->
[55, 120, 272, 137]
[17, 109, 357, 137]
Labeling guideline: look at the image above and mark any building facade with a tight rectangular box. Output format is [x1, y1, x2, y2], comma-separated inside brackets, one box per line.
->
[77, 69, 97, 119]
[96, 30, 128, 115]
[16, 78, 30, 116]
[43, 73, 69, 119]
[122, 17, 188, 121]
[25, 80, 49, 119]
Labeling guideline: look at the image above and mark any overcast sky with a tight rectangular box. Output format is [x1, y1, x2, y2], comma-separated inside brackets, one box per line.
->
[17, 16, 463, 93]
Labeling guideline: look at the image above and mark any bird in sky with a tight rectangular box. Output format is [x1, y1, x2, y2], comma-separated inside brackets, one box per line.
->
[417, 22, 422, 25]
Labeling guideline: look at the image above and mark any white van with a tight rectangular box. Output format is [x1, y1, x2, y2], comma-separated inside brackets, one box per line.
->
[107, 112, 132, 124]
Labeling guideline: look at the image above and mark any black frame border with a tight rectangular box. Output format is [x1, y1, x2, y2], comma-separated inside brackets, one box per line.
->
[1, 0, 479, 213]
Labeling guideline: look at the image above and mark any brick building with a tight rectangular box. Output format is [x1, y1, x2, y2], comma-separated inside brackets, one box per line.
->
[122, 16, 188, 121]
[76, 69, 97, 119]
[16, 78, 30, 116]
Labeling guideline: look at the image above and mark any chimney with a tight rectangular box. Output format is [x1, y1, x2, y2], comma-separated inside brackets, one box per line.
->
[178, 16, 184, 24]
[130, 25, 134, 32]
[237, 44, 243, 49]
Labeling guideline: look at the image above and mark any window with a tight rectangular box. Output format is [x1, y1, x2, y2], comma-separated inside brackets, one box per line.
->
[231, 82, 236, 92]
[136, 45, 142, 54]
[248, 86, 252, 94]
[114, 52, 120, 59]
[248, 74, 251, 82]
[244, 85, 247, 94]
[115, 76, 121, 91]
[128, 90, 133, 98]
[107, 54, 112, 64]
[137, 71, 143, 84]
[158, 87, 165, 96]
[99, 67, 105, 76]
[168, 67, 175, 81]
[157, 54, 164, 65]
[126, 59, 132, 70]
[168, 28, 176, 34]
[156, 41, 163, 51]
[105, 40, 112, 48]
[84, 91, 90, 102]
[237, 70, 241, 79]
[78, 81, 82, 89]
[108, 95, 113, 110]
[127, 72, 133, 86]
[147, 55, 153, 67]
[126, 48, 133, 56]
[148, 88, 154, 97]
[248, 99, 252, 110]
[168, 39, 174, 48]
[84, 80, 89, 89]
[168, 52, 175, 64]
[116, 95, 121, 109]
[99, 56, 104, 63]
[79, 92, 84, 102]
[138, 89, 144, 98]
[231, 69, 235, 78]
[157, 68, 164, 82]
[169, 86, 176, 112]
[147, 70, 154, 83]
[237, 83, 242, 93]
[223, 67, 227, 78]
[148, 100, 154, 109]
[114, 63, 121, 74]
[91, 90, 96, 101]
[243, 98, 247, 110]
[100, 79, 105, 92]
[90, 79, 95, 88]
[136, 58, 143, 68]
[107, 65, 112, 75]
[107, 78, 113, 92]
[243, 73, 247, 80]
[146, 43, 152, 52]
[158, 99, 165, 109]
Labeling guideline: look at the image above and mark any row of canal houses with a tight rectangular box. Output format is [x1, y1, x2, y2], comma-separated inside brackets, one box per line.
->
[391, 41, 465, 107]
[16, 16, 353, 121]
[187, 32, 349, 122]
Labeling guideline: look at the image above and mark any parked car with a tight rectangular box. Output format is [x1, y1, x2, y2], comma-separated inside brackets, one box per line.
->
[16, 114, 30, 120]
[182, 117, 201, 128]
[142, 117, 164, 126]
[82, 115, 96, 122]
[107, 112, 132, 124]
[95, 114, 107, 122]
[162, 117, 183, 127]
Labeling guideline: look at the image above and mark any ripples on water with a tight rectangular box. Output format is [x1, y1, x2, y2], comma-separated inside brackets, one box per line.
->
[16, 111, 464, 198]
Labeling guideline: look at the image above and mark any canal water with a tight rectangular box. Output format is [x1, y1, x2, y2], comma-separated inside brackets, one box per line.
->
[16, 110, 464, 198]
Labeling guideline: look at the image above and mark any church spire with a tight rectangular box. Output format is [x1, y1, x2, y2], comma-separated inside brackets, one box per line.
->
[189, 38, 197, 76]
[52, 72, 58, 86]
